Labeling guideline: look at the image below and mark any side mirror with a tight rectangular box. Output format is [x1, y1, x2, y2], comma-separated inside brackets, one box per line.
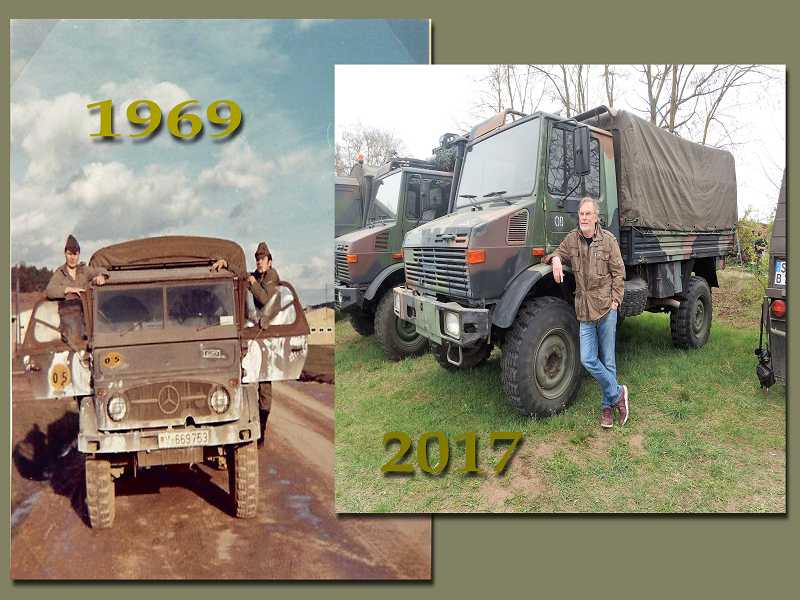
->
[573, 125, 591, 176]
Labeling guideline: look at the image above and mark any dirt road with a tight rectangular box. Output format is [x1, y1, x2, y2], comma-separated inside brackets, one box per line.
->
[10, 376, 430, 580]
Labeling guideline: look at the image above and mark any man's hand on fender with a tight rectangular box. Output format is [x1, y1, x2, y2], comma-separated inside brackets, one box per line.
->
[552, 256, 564, 283]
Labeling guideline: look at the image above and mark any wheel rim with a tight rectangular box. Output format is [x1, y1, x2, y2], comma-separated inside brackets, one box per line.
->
[394, 315, 420, 343]
[692, 298, 707, 335]
[533, 328, 575, 400]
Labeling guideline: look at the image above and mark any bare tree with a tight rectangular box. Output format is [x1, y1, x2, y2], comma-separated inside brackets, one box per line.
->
[603, 64, 616, 108]
[528, 64, 594, 117]
[335, 125, 406, 175]
[475, 65, 543, 117]
[633, 64, 776, 144]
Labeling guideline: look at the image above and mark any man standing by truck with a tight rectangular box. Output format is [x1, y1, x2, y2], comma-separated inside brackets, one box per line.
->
[213, 240, 281, 445]
[45, 234, 108, 348]
[547, 198, 629, 428]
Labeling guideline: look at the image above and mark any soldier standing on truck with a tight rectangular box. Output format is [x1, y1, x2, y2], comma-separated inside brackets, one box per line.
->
[45, 234, 108, 348]
[547, 198, 629, 428]
[212, 241, 280, 445]
[249, 242, 280, 446]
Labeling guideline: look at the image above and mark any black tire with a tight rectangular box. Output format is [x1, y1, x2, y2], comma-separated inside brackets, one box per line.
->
[227, 442, 259, 518]
[85, 457, 115, 529]
[432, 342, 493, 371]
[374, 291, 428, 361]
[501, 296, 582, 417]
[349, 311, 375, 336]
[670, 276, 712, 349]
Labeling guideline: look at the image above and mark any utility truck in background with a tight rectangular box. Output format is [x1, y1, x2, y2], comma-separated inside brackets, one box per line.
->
[335, 133, 464, 359]
[756, 172, 787, 389]
[394, 107, 738, 416]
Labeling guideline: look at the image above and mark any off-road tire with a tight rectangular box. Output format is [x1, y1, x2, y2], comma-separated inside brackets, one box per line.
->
[227, 442, 259, 518]
[670, 276, 712, 348]
[501, 296, 582, 417]
[374, 291, 428, 361]
[349, 311, 375, 337]
[620, 278, 648, 317]
[432, 342, 493, 371]
[85, 457, 115, 529]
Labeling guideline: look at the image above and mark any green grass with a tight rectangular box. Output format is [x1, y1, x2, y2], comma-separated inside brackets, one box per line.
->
[335, 273, 785, 513]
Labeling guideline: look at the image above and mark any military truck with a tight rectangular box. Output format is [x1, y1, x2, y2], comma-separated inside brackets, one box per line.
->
[335, 159, 377, 237]
[394, 107, 737, 416]
[756, 172, 786, 388]
[20, 236, 310, 528]
[335, 136, 461, 359]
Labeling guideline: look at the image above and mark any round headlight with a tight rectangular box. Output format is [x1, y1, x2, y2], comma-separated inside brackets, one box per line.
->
[444, 311, 461, 339]
[107, 396, 127, 421]
[208, 387, 230, 414]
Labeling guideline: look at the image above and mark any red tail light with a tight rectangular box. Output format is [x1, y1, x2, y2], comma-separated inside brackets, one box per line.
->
[770, 299, 786, 319]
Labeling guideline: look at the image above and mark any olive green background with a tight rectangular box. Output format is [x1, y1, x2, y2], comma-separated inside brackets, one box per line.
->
[3, 0, 796, 596]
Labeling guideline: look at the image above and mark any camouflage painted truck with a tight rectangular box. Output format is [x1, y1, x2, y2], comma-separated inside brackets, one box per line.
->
[393, 107, 737, 416]
[335, 158, 377, 237]
[755, 172, 786, 389]
[20, 236, 310, 527]
[335, 139, 461, 359]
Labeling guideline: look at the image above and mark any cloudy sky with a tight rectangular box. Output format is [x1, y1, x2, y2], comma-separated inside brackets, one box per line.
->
[11, 19, 429, 304]
[336, 65, 785, 221]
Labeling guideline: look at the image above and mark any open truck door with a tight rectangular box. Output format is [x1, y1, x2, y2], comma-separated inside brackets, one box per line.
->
[19, 298, 93, 399]
[240, 281, 310, 383]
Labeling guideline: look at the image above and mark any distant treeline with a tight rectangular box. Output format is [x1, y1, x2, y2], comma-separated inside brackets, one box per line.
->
[11, 264, 54, 293]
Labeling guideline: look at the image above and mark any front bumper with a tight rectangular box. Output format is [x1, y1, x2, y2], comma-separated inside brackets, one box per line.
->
[335, 284, 366, 312]
[78, 392, 260, 454]
[393, 286, 489, 347]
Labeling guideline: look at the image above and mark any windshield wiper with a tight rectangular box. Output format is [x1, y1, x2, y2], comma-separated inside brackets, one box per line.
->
[119, 319, 146, 337]
[482, 190, 512, 205]
[458, 194, 482, 210]
[367, 216, 395, 227]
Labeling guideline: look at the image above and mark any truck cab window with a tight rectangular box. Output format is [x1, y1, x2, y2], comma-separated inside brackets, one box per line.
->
[406, 176, 452, 222]
[548, 126, 601, 200]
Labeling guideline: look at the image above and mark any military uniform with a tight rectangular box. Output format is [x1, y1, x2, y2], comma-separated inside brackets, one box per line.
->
[249, 266, 281, 311]
[250, 241, 281, 446]
[45, 262, 109, 301]
[46, 236, 108, 349]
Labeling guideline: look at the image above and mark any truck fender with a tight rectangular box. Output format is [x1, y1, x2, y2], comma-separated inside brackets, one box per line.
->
[365, 263, 405, 302]
[492, 263, 571, 329]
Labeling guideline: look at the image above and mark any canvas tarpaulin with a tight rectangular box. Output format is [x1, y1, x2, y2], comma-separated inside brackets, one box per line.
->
[90, 236, 248, 278]
[593, 110, 737, 232]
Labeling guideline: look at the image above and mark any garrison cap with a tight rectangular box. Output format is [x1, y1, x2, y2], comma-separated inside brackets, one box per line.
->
[65, 234, 80, 253]
[255, 241, 271, 259]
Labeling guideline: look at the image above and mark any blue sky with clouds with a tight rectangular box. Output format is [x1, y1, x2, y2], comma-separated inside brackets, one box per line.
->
[11, 19, 428, 302]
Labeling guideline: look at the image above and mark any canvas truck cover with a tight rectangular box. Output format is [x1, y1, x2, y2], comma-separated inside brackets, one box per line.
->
[770, 172, 786, 257]
[594, 110, 738, 232]
[89, 236, 248, 277]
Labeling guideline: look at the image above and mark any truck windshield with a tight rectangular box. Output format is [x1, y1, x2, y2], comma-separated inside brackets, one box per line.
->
[166, 283, 235, 329]
[367, 171, 403, 223]
[95, 282, 235, 334]
[456, 117, 541, 208]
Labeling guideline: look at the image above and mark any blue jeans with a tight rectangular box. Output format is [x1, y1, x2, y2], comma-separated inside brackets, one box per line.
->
[579, 309, 622, 409]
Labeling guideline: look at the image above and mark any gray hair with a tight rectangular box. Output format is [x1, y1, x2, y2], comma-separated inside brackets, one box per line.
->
[578, 196, 599, 215]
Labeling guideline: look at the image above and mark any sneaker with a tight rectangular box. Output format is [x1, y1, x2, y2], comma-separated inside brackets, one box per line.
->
[600, 407, 614, 429]
[616, 385, 629, 426]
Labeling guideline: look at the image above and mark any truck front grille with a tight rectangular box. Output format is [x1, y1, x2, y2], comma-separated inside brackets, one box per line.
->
[335, 244, 351, 283]
[124, 381, 214, 421]
[405, 247, 469, 296]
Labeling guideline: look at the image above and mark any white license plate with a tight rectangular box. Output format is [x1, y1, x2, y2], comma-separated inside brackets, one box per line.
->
[774, 260, 786, 286]
[158, 429, 210, 448]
